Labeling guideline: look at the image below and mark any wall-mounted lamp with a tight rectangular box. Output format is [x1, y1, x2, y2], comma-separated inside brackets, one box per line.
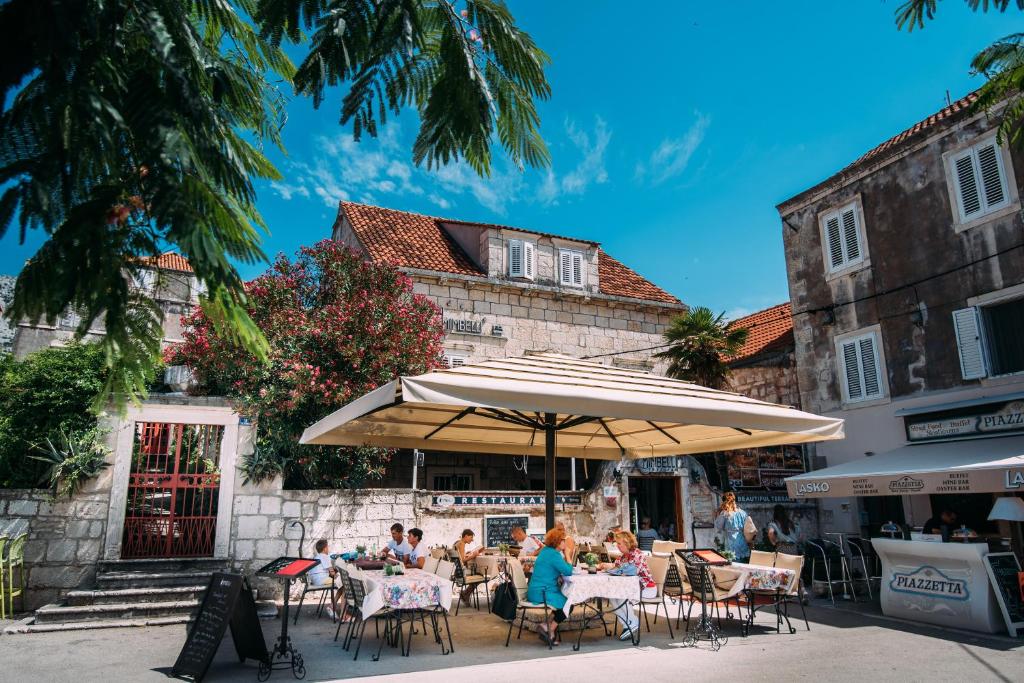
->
[820, 308, 835, 325]
[910, 309, 924, 328]
[612, 466, 623, 483]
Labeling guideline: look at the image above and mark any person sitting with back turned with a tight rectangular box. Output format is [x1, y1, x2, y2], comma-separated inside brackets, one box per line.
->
[308, 539, 345, 620]
[511, 526, 541, 558]
[383, 522, 412, 561]
[405, 528, 428, 569]
[527, 527, 575, 646]
[636, 517, 660, 552]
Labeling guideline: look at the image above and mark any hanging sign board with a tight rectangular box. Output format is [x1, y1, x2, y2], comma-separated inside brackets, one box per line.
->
[983, 552, 1024, 637]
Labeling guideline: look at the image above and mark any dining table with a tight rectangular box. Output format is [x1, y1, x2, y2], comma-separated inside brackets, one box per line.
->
[709, 562, 798, 636]
[359, 568, 454, 658]
[559, 570, 642, 650]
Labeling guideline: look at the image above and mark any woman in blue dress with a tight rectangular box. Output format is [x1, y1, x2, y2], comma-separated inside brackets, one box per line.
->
[714, 491, 752, 562]
[527, 527, 575, 645]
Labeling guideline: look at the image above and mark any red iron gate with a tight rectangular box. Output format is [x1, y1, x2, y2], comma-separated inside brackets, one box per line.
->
[121, 422, 223, 559]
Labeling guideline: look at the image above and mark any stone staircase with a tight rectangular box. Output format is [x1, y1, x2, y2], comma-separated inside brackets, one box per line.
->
[6, 558, 229, 633]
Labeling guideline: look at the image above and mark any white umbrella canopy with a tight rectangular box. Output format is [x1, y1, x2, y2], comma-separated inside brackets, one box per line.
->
[301, 353, 844, 526]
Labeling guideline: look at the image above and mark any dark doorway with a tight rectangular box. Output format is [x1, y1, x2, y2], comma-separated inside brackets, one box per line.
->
[928, 493, 999, 535]
[629, 476, 683, 542]
[860, 495, 906, 537]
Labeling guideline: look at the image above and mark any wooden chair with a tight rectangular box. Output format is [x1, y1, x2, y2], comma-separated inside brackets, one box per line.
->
[422, 556, 440, 574]
[504, 558, 553, 650]
[429, 547, 448, 560]
[651, 540, 688, 556]
[640, 555, 674, 639]
[749, 549, 775, 566]
[770, 552, 810, 632]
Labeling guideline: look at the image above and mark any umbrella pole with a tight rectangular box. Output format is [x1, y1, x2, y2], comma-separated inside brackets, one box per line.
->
[545, 412, 556, 530]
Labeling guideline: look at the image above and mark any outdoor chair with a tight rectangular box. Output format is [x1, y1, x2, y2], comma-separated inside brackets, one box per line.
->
[846, 537, 880, 599]
[640, 555, 674, 639]
[340, 572, 392, 661]
[504, 558, 553, 650]
[293, 564, 337, 624]
[772, 552, 810, 632]
[663, 554, 692, 628]
[3, 532, 26, 616]
[651, 540, 687, 556]
[749, 549, 775, 566]
[682, 560, 733, 650]
[422, 556, 440, 574]
[449, 555, 489, 615]
[429, 547, 448, 560]
[0, 534, 8, 619]
[742, 551, 809, 635]
[335, 566, 360, 645]
[434, 558, 454, 581]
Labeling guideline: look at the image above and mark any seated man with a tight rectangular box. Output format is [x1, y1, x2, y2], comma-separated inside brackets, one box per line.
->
[405, 528, 428, 569]
[510, 526, 541, 558]
[308, 539, 345, 620]
[383, 522, 412, 560]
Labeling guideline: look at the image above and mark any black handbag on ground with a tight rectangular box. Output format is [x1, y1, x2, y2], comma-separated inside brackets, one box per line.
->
[491, 581, 518, 621]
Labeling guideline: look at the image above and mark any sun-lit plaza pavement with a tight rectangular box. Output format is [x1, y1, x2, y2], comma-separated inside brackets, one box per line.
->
[2, 600, 1021, 683]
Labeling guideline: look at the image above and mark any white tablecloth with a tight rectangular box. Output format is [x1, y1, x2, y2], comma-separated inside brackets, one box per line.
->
[560, 571, 640, 608]
[361, 569, 454, 616]
[710, 562, 797, 599]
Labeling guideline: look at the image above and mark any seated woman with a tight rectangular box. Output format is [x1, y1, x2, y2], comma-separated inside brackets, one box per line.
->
[453, 528, 483, 604]
[598, 530, 656, 640]
[527, 527, 575, 645]
[405, 528, 428, 569]
[554, 521, 577, 565]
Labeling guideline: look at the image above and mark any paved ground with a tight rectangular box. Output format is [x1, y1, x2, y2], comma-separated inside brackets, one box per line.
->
[1, 599, 1021, 683]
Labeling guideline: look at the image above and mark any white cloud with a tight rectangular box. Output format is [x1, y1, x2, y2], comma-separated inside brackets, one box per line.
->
[269, 181, 310, 201]
[430, 162, 523, 216]
[636, 113, 710, 185]
[538, 118, 611, 205]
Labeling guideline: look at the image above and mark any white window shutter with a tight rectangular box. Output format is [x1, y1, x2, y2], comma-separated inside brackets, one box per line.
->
[975, 143, 1007, 210]
[840, 207, 861, 262]
[824, 214, 844, 269]
[952, 307, 988, 379]
[952, 150, 982, 219]
[523, 241, 535, 279]
[841, 341, 863, 400]
[559, 250, 573, 285]
[508, 239, 524, 277]
[858, 335, 881, 397]
[572, 252, 583, 286]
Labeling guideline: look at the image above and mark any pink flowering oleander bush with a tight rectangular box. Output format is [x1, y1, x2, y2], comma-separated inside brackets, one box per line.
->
[166, 240, 444, 488]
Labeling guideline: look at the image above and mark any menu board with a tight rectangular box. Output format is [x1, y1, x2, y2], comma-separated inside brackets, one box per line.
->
[983, 553, 1024, 637]
[171, 573, 268, 681]
[484, 514, 529, 547]
[726, 445, 805, 490]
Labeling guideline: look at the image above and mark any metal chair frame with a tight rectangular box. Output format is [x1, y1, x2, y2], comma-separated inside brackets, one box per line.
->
[682, 561, 730, 651]
[450, 554, 490, 615]
[845, 537, 880, 600]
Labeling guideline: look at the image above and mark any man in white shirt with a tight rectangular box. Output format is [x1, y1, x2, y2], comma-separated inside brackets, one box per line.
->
[404, 528, 428, 569]
[511, 526, 541, 558]
[384, 522, 412, 560]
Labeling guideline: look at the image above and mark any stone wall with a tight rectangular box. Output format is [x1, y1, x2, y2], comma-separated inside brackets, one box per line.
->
[729, 351, 800, 408]
[0, 487, 110, 610]
[0, 274, 15, 352]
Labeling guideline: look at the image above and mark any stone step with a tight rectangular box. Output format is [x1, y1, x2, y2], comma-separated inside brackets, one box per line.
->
[97, 558, 230, 574]
[96, 569, 220, 589]
[34, 599, 201, 624]
[4, 615, 192, 635]
[65, 584, 207, 606]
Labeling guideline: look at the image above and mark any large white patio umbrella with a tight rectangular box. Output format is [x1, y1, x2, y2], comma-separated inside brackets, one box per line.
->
[301, 353, 844, 527]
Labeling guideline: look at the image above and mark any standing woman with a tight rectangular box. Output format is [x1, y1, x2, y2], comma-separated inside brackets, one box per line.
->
[767, 504, 800, 555]
[527, 527, 575, 645]
[714, 492, 754, 562]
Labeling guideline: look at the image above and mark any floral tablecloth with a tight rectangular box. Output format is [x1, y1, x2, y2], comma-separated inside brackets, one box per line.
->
[361, 569, 454, 615]
[710, 562, 797, 599]
[560, 571, 641, 608]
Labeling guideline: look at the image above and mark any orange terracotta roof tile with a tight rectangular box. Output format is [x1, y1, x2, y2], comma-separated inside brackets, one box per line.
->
[138, 252, 193, 273]
[727, 302, 793, 362]
[780, 91, 980, 209]
[338, 202, 680, 305]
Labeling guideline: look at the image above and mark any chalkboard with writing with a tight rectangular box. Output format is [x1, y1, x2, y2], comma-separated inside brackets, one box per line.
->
[171, 572, 269, 681]
[484, 514, 529, 547]
[983, 553, 1024, 637]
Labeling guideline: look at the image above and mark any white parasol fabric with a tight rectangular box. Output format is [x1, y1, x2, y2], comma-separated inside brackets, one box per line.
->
[300, 353, 844, 459]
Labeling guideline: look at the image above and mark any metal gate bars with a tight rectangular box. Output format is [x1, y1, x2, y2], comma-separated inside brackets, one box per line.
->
[121, 422, 223, 559]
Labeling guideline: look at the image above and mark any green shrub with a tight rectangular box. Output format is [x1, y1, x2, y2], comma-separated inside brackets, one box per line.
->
[0, 342, 108, 488]
[30, 427, 111, 499]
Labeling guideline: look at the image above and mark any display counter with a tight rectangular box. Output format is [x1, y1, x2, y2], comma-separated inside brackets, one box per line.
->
[872, 538, 1002, 633]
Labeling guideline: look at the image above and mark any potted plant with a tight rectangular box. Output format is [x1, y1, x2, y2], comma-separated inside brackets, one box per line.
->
[356, 544, 367, 559]
[498, 542, 510, 556]
[584, 552, 600, 573]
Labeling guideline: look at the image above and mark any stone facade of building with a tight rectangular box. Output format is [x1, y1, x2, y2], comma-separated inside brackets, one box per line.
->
[11, 252, 201, 358]
[0, 274, 15, 352]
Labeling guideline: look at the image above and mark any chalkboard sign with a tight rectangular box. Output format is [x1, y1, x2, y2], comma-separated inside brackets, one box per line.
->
[171, 572, 269, 681]
[484, 514, 529, 547]
[983, 553, 1024, 637]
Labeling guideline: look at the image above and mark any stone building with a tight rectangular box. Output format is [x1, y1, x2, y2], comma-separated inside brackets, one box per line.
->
[0, 274, 14, 352]
[777, 92, 1024, 536]
[11, 252, 202, 358]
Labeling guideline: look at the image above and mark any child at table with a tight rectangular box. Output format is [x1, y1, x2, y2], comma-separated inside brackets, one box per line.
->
[309, 539, 348, 621]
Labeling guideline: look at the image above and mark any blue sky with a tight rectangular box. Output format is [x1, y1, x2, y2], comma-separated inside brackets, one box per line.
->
[0, 2, 1014, 318]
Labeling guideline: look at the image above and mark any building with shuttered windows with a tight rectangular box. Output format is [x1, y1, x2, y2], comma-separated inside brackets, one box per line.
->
[777, 92, 1024, 537]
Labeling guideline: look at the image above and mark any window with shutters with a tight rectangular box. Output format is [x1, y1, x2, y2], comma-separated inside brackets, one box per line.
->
[559, 249, 584, 287]
[954, 297, 1024, 379]
[834, 329, 886, 405]
[508, 239, 536, 280]
[945, 136, 1015, 229]
[819, 200, 867, 276]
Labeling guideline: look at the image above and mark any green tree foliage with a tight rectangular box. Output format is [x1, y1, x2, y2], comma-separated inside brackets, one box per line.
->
[1, 0, 549, 406]
[167, 240, 445, 488]
[654, 307, 749, 390]
[0, 343, 118, 488]
[895, 1, 1024, 148]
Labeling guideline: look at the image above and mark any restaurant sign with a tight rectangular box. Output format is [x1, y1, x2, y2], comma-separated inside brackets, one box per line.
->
[432, 493, 583, 508]
[890, 565, 969, 601]
[906, 400, 1024, 442]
